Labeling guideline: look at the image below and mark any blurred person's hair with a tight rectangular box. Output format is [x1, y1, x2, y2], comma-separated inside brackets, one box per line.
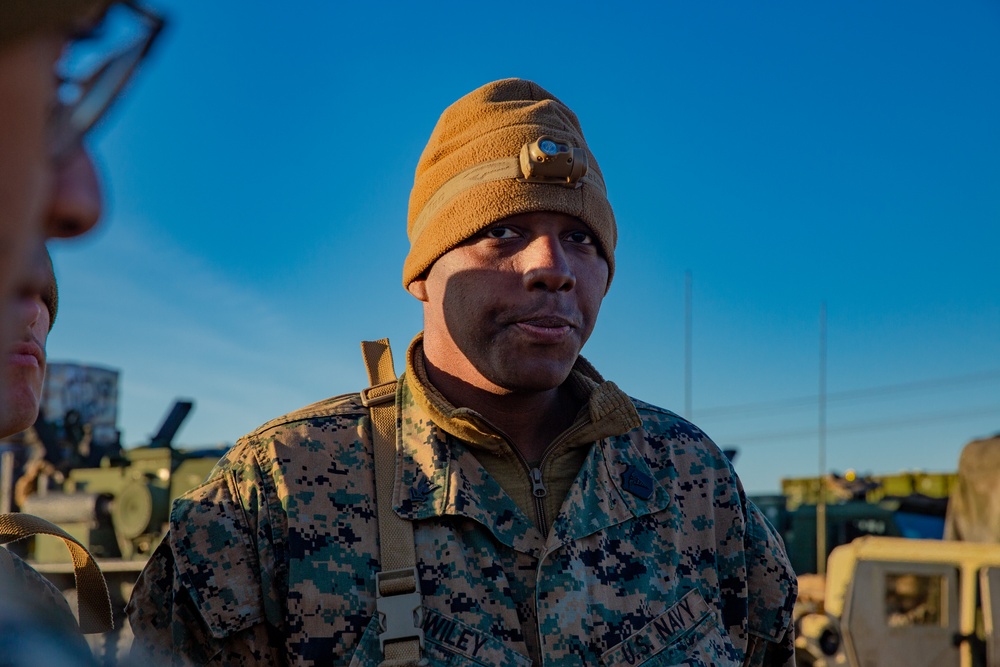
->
[0, 1, 112, 48]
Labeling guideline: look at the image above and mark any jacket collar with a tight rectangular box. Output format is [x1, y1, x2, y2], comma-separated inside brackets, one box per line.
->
[404, 333, 640, 453]
[391, 334, 665, 555]
[392, 376, 546, 555]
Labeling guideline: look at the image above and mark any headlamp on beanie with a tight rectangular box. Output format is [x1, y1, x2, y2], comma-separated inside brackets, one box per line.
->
[519, 137, 588, 187]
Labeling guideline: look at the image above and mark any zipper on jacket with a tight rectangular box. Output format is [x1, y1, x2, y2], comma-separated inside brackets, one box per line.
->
[480, 420, 552, 535]
[530, 467, 547, 498]
[482, 414, 591, 537]
[529, 467, 548, 535]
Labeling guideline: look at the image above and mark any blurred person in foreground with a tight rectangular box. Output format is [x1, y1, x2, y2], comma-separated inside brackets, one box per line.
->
[129, 78, 797, 666]
[0, 246, 94, 664]
[0, 1, 165, 663]
[0, 0, 162, 392]
[1, 246, 57, 439]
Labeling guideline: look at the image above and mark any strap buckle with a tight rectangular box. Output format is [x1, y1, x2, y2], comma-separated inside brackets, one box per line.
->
[375, 567, 424, 651]
[361, 380, 397, 407]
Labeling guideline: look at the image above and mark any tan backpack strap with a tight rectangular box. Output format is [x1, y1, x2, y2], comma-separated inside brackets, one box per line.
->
[360, 339, 423, 667]
[0, 512, 113, 633]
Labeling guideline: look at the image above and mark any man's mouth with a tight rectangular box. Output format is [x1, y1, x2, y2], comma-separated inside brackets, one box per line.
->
[8, 341, 43, 368]
[518, 315, 576, 329]
[511, 314, 580, 343]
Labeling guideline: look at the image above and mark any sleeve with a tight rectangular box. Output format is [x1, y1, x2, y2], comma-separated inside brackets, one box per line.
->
[0, 550, 95, 664]
[742, 499, 797, 667]
[2, 549, 82, 637]
[127, 443, 285, 666]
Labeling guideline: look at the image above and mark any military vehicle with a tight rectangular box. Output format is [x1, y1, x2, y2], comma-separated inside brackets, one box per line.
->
[945, 436, 1000, 543]
[794, 536, 1000, 667]
[781, 469, 958, 508]
[794, 435, 1000, 667]
[752, 471, 951, 575]
[0, 363, 227, 663]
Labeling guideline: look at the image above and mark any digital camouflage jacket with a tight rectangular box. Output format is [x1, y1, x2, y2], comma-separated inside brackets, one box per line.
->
[127, 349, 796, 667]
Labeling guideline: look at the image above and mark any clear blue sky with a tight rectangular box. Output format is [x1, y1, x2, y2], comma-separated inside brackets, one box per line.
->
[46, 1, 1000, 493]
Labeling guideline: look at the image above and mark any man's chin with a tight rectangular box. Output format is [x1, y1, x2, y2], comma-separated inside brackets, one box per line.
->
[0, 385, 41, 439]
[488, 361, 577, 395]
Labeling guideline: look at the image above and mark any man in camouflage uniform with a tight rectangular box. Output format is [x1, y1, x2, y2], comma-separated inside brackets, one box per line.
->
[128, 78, 797, 666]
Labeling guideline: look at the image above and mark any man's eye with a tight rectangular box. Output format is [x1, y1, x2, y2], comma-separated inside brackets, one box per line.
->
[566, 231, 594, 244]
[485, 226, 516, 239]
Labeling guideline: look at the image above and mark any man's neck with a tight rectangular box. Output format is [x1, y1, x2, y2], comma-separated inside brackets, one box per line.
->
[422, 357, 581, 463]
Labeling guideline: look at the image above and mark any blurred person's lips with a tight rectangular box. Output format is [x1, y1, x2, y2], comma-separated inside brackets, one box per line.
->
[9, 341, 43, 368]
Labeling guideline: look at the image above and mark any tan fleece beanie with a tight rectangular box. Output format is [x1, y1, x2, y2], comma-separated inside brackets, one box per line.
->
[404, 78, 616, 289]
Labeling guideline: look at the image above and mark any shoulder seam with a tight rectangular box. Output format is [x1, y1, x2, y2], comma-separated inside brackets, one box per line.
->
[246, 392, 368, 438]
[630, 397, 682, 419]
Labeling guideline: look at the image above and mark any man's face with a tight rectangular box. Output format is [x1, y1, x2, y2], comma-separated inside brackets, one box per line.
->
[0, 248, 54, 438]
[0, 36, 61, 339]
[410, 211, 609, 395]
[0, 33, 102, 406]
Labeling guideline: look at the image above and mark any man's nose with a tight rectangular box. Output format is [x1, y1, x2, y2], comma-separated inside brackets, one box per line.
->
[46, 147, 102, 239]
[521, 235, 575, 292]
[15, 294, 44, 333]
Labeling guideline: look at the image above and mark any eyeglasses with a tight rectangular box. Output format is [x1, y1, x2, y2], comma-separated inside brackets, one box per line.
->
[49, 0, 165, 164]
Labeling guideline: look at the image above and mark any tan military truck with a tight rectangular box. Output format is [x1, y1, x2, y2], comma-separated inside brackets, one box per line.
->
[795, 535, 1000, 667]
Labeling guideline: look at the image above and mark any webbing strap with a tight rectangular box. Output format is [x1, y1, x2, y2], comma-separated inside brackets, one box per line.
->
[0, 512, 113, 633]
[360, 339, 423, 667]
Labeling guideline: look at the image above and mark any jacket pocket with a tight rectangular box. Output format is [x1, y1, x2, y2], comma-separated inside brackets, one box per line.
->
[600, 588, 741, 667]
[170, 478, 264, 641]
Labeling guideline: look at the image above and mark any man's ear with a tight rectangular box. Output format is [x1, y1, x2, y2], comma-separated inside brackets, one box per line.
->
[407, 278, 429, 302]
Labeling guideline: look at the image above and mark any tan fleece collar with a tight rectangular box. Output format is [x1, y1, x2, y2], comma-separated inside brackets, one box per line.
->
[404, 334, 641, 454]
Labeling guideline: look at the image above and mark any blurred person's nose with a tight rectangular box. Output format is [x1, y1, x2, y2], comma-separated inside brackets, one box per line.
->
[47, 147, 102, 238]
[20, 295, 44, 331]
[11, 289, 45, 340]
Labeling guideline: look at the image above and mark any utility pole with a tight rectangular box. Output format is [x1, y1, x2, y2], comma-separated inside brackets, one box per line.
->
[684, 271, 692, 420]
[817, 302, 828, 575]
